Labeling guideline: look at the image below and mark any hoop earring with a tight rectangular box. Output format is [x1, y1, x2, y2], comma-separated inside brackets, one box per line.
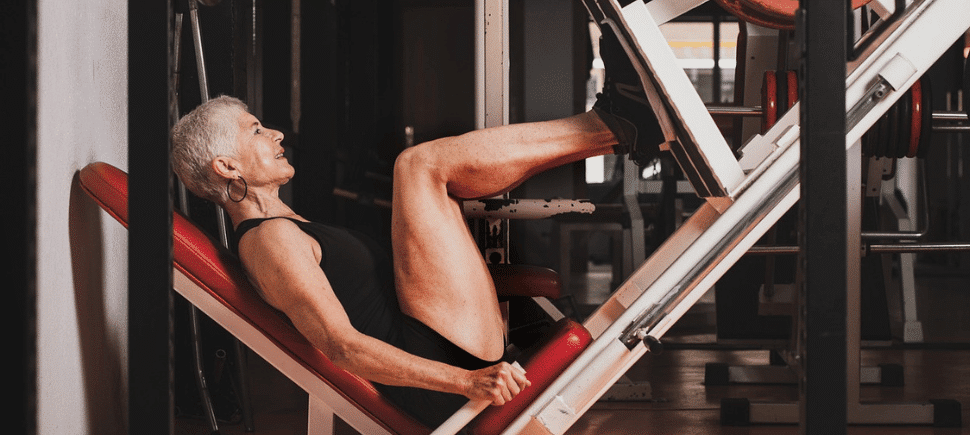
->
[227, 176, 248, 203]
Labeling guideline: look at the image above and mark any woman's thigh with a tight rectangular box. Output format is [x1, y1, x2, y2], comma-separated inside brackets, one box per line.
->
[390, 145, 506, 362]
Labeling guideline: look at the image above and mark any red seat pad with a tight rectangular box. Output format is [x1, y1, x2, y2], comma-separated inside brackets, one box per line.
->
[468, 318, 592, 435]
[489, 264, 562, 300]
[78, 162, 430, 435]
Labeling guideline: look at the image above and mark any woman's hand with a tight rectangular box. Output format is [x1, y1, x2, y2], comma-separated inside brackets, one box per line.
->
[462, 362, 531, 406]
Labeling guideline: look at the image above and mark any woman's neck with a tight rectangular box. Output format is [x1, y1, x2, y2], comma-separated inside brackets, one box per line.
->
[222, 189, 302, 228]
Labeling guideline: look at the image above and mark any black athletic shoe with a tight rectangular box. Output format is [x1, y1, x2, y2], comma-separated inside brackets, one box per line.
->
[592, 25, 665, 167]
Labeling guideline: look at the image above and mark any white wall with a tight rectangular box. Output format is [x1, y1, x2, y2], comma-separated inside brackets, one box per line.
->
[36, 0, 130, 433]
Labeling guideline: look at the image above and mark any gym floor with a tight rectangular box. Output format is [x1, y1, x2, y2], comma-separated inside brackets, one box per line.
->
[175, 263, 970, 435]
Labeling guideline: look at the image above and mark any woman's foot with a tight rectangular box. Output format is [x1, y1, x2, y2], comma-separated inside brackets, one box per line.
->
[592, 25, 665, 167]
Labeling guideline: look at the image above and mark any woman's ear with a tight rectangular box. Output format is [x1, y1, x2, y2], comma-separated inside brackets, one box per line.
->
[211, 156, 237, 180]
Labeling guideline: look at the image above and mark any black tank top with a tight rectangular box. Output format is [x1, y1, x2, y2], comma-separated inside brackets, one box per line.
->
[232, 217, 402, 344]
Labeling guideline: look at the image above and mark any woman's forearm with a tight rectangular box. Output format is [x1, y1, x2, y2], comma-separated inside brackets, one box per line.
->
[284, 299, 527, 403]
[328, 331, 472, 396]
[329, 331, 530, 405]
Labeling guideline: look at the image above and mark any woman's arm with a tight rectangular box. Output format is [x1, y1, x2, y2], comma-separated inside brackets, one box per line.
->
[303, 317, 528, 405]
[238, 219, 529, 405]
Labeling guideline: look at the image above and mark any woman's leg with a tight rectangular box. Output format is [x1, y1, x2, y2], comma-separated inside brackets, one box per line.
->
[391, 110, 618, 361]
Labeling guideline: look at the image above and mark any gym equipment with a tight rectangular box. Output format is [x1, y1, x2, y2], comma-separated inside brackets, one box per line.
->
[92, 0, 970, 432]
[759, 69, 798, 132]
[714, 0, 873, 30]
[496, 0, 965, 430]
[174, 0, 254, 431]
[710, 71, 966, 159]
[79, 161, 593, 435]
[861, 76, 933, 158]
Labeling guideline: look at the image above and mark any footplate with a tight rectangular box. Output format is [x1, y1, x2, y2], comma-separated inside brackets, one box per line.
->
[582, 0, 745, 211]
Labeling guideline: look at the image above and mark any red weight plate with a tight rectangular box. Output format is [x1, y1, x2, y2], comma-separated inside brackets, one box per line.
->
[762, 70, 778, 132]
[786, 70, 799, 110]
[774, 70, 799, 124]
[916, 77, 934, 159]
[907, 80, 922, 158]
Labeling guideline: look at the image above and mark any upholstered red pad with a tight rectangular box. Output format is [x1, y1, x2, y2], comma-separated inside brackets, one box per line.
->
[468, 318, 592, 435]
[713, 0, 871, 30]
[489, 264, 561, 301]
[78, 161, 590, 434]
[78, 162, 430, 435]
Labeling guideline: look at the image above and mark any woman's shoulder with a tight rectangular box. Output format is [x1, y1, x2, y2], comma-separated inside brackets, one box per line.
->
[236, 217, 316, 252]
[241, 216, 308, 239]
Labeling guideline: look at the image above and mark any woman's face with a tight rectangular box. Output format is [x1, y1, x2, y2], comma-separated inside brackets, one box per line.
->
[232, 111, 294, 186]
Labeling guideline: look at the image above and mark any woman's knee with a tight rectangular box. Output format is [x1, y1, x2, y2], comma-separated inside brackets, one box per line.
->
[394, 141, 447, 183]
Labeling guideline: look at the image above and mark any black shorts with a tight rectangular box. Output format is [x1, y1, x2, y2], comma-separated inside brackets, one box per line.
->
[376, 315, 501, 428]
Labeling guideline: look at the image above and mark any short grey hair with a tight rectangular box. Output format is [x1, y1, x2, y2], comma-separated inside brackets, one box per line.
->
[171, 95, 249, 203]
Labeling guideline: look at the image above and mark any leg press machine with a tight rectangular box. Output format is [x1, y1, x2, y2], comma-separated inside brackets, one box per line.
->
[79, 0, 968, 432]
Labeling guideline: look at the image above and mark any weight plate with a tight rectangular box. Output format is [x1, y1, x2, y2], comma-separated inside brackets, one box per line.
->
[786, 70, 799, 111]
[877, 101, 892, 158]
[762, 70, 778, 132]
[866, 110, 881, 157]
[906, 80, 922, 158]
[895, 83, 912, 159]
[886, 93, 901, 159]
[775, 70, 788, 119]
[917, 77, 933, 159]
[761, 71, 778, 133]
[862, 126, 873, 156]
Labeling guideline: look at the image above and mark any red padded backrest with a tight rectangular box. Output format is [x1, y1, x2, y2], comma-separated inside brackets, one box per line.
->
[77, 162, 430, 435]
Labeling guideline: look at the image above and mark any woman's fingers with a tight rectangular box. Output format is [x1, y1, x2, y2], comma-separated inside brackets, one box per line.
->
[499, 368, 519, 399]
[497, 377, 513, 404]
[465, 362, 531, 406]
[491, 362, 528, 405]
[510, 362, 531, 390]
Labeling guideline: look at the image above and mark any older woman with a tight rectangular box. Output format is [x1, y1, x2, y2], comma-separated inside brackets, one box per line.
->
[169, 28, 661, 428]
